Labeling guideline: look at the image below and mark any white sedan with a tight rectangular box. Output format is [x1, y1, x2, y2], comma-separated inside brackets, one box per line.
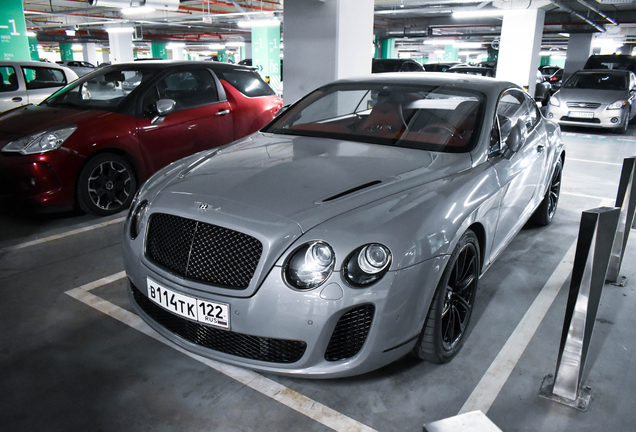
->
[0, 61, 78, 113]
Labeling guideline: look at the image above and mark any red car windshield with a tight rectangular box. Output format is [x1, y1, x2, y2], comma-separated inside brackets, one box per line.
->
[264, 83, 485, 153]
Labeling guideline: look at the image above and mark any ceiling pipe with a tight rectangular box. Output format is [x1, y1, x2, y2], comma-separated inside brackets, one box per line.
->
[548, 0, 605, 32]
[575, 0, 618, 25]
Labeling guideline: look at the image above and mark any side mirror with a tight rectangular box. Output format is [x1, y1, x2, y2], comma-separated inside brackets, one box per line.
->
[275, 104, 290, 117]
[503, 120, 526, 159]
[151, 99, 176, 125]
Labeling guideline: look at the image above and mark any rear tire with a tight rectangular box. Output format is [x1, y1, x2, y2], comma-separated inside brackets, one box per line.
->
[412, 230, 480, 364]
[77, 153, 137, 216]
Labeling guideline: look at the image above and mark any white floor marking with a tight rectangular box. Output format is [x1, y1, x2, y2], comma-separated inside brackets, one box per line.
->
[566, 158, 623, 166]
[65, 272, 378, 432]
[0, 216, 126, 253]
[562, 191, 615, 201]
[459, 198, 614, 415]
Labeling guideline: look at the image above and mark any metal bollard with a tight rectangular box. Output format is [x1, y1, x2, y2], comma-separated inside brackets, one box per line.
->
[606, 156, 636, 285]
[540, 206, 620, 411]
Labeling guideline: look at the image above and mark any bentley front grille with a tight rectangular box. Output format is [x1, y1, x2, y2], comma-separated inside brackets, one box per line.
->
[145, 213, 262, 289]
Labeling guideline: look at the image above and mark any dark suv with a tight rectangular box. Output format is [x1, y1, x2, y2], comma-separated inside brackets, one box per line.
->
[584, 54, 636, 74]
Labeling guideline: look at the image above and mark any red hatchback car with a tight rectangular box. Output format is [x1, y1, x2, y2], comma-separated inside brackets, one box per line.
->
[0, 61, 282, 215]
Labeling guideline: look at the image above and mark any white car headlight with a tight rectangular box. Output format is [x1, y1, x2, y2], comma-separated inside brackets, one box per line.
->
[2, 126, 77, 155]
[606, 100, 626, 110]
[344, 244, 392, 287]
[284, 241, 335, 290]
[549, 97, 560, 107]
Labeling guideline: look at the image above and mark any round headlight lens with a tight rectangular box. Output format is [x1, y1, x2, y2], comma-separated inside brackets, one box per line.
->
[344, 244, 392, 287]
[284, 241, 335, 290]
[130, 200, 148, 240]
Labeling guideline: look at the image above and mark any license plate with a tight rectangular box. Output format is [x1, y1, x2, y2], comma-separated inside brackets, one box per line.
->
[568, 111, 594, 119]
[146, 278, 230, 330]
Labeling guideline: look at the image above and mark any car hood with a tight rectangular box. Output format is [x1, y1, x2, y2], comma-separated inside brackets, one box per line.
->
[0, 104, 108, 138]
[142, 132, 472, 297]
[556, 88, 627, 104]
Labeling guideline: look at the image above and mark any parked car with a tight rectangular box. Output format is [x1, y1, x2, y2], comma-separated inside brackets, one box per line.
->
[584, 54, 636, 74]
[372, 58, 425, 73]
[123, 73, 565, 378]
[0, 61, 283, 215]
[423, 62, 466, 72]
[56, 60, 97, 77]
[447, 65, 494, 77]
[0, 61, 78, 113]
[547, 69, 636, 133]
[534, 70, 552, 106]
[548, 69, 563, 94]
[539, 65, 562, 79]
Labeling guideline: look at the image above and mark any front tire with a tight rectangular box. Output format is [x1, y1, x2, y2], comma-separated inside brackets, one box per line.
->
[77, 153, 137, 216]
[615, 108, 630, 135]
[412, 230, 480, 364]
[530, 157, 562, 226]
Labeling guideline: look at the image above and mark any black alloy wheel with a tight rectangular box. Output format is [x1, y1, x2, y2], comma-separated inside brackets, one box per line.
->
[412, 230, 480, 364]
[77, 153, 137, 216]
[530, 157, 562, 226]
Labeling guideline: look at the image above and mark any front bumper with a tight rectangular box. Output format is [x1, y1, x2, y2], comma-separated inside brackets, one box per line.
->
[546, 104, 628, 129]
[124, 230, 448, 378]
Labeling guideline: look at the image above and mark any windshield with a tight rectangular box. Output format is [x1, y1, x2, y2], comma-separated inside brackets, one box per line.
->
[263, 83, 485, 153]
[43, 68, 155, 111]
[564, 72, 627, 91]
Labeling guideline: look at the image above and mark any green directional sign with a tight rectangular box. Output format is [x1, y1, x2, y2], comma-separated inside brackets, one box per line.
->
[0, 0, 31, 61]
[59, 43, 74, 61]
[252, 23, 281, 94]
[151, 43, 167, 59]
[28, 35, 39, 61]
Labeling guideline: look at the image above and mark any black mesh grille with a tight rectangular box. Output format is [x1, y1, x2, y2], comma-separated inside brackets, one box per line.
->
[131, 282, 307, 363]
[566, 102, 601, 109]
[146, 213, 263, 289]
[325, 304, 375, 362]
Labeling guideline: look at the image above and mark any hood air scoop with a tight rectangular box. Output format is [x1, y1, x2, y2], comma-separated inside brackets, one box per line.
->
[318, 180, 383, 203]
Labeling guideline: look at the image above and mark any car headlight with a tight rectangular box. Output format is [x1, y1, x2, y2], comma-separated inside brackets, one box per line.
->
[1, 126, 77, 155]
[548, 97, 560, 107]
[284, 241, 335, 290]
[343, 244, 391, 287]
[606, 100, 626, 110]
[129, 200, 149, 240]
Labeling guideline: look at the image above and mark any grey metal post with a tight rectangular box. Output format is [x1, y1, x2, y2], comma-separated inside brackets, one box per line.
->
[540, 206, 620, 410]
[606, 156, 636, 285]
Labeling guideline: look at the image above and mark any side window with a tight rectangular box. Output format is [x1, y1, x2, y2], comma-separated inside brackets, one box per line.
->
[0, 66, 18, 92]
[155, 69, 219, 111]
[523, 93, 540, 129]
[493, 90, 530, 151]
[22, 67, 67, 90]
[213, 68, 275, 97]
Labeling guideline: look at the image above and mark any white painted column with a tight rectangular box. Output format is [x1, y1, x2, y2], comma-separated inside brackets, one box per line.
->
[172, 46, 185, 60]
[101, 49, 110, 64]
[496, 8, 545, 98]
[107, 30, 134, 64]
[284, 0, 374, 104]
[563, 33, 593, 81]
[82, 43, 98, 66]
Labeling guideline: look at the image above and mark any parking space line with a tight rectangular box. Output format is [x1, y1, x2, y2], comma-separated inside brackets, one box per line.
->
[459, 197, 614, 415]
[562, 191, 615, 201]
[566, 158, 623, 166]
[0, 216, 126, 253]
[65, 273, 378, 432]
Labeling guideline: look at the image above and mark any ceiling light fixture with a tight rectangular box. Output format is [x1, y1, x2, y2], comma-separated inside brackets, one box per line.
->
[237, 18, 280, 28]
[453, 42, 484, 48]
[225, 41, 245, 47]
[209, 43, 225, 50]
[105, 27, 135, 34]
[121, 6, 156, 15]
[26, 31, 36, 37]
[65, 30, 76, 36]
[424, 39, 457, 45]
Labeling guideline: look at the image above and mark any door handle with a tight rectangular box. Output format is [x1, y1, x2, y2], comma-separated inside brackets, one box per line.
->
[537, 144, 545, 153]
[215, 109, 230, 116]
[12, 97, 22, 102]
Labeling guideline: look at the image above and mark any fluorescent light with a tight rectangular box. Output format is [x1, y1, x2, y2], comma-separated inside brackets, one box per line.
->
[72, 44, 83, 50]
[106, 27, 135, 34]
[559, 33, 570, 37]
[224, 41, 245, 47]
[209, 44, 225, 50]
[453, 42, 483, 48]
[453, 9, 506, 19]
[121, 6, 155, 15]
[434, 50, 445, 55]
[458, 51, 481, 56]
[65, 30, 76, 36]
[237, 18, 280, 28]
[167, 42, 185, 49]
[26, 31, 36, 37]
[424, 39, 457, 45]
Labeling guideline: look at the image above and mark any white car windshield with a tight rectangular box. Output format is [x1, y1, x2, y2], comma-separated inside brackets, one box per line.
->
[264, 83, 485, 153]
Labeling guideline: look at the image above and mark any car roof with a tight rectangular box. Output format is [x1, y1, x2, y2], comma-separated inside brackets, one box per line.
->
[575, 69, 632, 75]
[102, 60, 253, 71]
[0, 60, 68, 68]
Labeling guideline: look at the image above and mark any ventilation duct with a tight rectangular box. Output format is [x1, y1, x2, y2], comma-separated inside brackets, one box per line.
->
[90, 0, 179, 11]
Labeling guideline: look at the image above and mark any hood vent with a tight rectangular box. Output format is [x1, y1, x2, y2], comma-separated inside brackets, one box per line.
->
[321, 180, 382, 203]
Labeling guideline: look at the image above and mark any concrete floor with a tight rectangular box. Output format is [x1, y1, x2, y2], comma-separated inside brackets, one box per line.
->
[1, 124, 635, 431]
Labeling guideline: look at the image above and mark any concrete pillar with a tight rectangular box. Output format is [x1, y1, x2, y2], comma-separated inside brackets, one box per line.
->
[59, 43, 74, 61]
[444, 45, 459, 61]
[151, 42, 167, 59]
[171, 45, 185, 60]
[0, 0, 30, 61]
[381, 39, 395, 59]
[245, 43, 252, 59]
[28, 36, 39, 61]
[496, 8, 545, 98]
[284, 0, 374, 104]
[82, 43, 98, 66]
[101, 49, 110, 64]
[108, 30, 134, 64]
[563, 33, 593, 81]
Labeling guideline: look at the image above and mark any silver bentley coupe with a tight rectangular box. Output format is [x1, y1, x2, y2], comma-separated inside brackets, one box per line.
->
[123, 73, 565, 378]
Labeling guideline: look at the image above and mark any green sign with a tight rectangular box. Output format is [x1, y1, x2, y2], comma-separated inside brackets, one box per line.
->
[381, 39, 395, 59]
[28, 35, 39, 61]
[0, 0, 31, 61]
[151, 43, 167, 59]
[252, 23, 281, 94]
[218, 49, 227, 63]
[444, 45, 459, 62]
[59, 43, 74, 61]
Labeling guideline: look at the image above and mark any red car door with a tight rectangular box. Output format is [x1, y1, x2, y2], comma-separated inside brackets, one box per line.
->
[136, 68, 233, 176]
